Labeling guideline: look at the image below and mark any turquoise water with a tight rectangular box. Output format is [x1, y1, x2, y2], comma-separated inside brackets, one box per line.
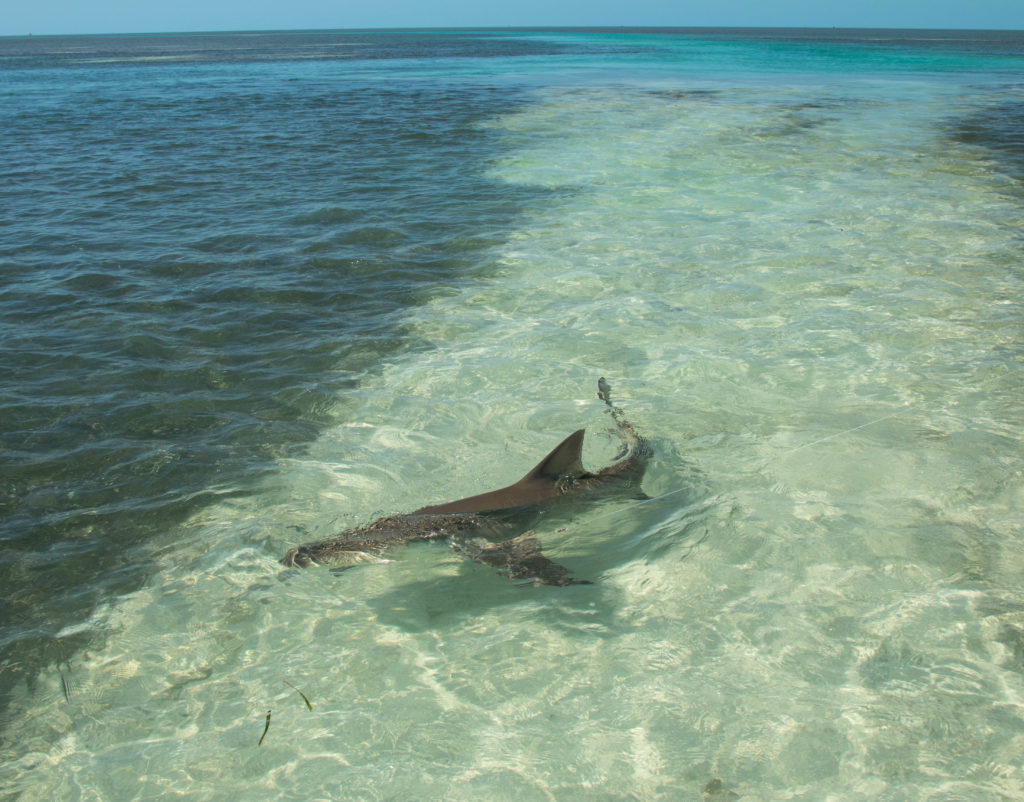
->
[2, 29, 1023, 799]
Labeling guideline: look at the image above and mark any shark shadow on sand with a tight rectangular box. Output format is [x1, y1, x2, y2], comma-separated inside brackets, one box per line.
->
[281, 378, 650, 585]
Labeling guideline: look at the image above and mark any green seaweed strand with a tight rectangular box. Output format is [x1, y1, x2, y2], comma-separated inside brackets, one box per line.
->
[258, 710, 271, 746]
[283, 680, 313, 711]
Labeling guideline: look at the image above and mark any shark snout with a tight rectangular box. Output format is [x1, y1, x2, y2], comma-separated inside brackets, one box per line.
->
[281, 547, 314, 568]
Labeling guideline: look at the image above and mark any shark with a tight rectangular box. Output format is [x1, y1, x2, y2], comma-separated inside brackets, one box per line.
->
[281, 378, 650, 585]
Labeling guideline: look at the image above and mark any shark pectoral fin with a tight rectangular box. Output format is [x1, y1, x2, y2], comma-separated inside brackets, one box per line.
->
[459, 532, 591, 586]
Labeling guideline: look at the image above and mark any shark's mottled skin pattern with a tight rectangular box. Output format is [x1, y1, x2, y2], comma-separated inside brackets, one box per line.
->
[281, 379, 650, 585]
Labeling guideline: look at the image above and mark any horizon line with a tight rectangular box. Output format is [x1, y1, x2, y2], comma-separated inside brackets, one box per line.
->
[4, 24, 1024, 39]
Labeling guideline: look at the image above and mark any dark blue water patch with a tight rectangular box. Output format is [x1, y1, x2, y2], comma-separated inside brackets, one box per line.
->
[0, 43, 553, 714]
[0, 29, 612, 70]
[953, 96, 1024, 186]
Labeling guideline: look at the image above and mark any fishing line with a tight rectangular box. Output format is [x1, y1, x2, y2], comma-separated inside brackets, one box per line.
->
[580, 402, 916, 527]
[772, 408, 913, 459]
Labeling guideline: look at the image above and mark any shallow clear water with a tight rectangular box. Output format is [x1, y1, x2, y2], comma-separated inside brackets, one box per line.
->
[2, 29, 1023, 800]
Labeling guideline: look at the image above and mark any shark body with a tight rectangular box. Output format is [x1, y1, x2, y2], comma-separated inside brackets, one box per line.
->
[281, 379, 649, 585]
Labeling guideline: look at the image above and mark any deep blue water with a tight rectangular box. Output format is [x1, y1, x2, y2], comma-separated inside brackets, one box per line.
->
[2, 28, 1024, 798]
[1, 31, 563, 697]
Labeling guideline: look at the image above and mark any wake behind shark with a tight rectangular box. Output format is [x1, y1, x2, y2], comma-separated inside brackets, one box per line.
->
[281, 378, 650, 585]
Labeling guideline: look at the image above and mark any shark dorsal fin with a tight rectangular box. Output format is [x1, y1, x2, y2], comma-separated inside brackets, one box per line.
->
[412, 429, 589, 515]
[522, 429, 586, 482]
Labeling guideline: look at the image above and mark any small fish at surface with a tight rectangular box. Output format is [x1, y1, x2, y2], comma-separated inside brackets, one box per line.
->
[59, 664, 72, 703]
[281, 379, 651, 585]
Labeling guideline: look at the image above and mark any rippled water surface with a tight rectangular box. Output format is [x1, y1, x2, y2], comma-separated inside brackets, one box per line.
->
[2, 28, 1023, 800]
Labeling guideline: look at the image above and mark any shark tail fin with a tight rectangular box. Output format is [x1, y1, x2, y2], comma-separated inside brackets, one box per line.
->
[522, 429, 586, 482]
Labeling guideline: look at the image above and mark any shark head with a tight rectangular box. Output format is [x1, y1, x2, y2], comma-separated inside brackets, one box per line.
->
[281, 546, 316, 568]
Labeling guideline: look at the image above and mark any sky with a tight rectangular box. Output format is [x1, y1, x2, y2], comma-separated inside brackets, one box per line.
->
[3, 0, 1023, 37]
